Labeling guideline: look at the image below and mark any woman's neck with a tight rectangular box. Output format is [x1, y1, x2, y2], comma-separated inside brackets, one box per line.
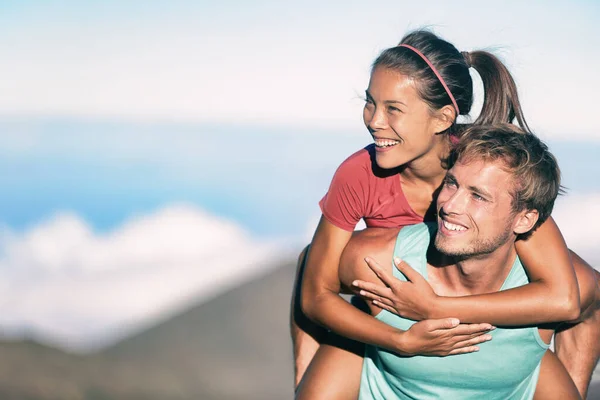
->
[401, 137, 450, 187]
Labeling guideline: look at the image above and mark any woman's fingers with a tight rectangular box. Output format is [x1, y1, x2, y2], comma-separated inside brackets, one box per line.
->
[447, 322, 495, 335]
[393, 258, 421, 282]
[445, 335, 494, 356]
[356, 289, 395, 307]
[352, 280, 390, 298]
[373, 301, 396, 314]
[447, 346, 481, 355]
[364, 257, 397, 287]
[452, 334, 493, 349]
[452, 331, 492, 343]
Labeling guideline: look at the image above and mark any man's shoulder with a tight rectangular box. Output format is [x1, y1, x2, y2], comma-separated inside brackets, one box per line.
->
[501, 254, 530, 290]
[394, 223, 437, 275]
[398, 223, 437, 244]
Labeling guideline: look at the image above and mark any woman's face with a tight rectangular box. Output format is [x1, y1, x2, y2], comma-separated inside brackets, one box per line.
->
[363, 66, 445, 169]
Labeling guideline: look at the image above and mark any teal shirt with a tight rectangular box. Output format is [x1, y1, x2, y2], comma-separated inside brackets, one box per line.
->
[359, 223, 549, 400]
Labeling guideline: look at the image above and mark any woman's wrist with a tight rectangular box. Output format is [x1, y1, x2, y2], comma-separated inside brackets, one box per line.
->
[391, 329, 413, 356]
[423, 295, 441, 319]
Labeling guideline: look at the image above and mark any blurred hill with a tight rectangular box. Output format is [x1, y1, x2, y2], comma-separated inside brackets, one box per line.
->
[0, 260, 297, 400]
[0, 260, 598, 399]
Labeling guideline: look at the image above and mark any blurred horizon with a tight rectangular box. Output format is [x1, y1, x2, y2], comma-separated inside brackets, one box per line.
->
[1, 115, 599, 353]
[0, 0, 599, 359]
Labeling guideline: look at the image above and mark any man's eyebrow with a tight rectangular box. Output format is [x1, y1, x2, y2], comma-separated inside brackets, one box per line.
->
[446, 173, 492, 198]
[467, 184, 493, 199]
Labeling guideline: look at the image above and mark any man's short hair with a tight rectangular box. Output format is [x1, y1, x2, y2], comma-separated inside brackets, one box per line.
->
[449, 124, 562, 237]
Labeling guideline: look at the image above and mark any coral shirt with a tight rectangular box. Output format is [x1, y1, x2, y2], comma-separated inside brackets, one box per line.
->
[319, 145, 425, 231]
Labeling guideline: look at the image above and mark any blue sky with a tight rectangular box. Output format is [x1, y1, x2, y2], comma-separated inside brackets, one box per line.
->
[1, 118, 599, 238]
[0, 0, 599, 350]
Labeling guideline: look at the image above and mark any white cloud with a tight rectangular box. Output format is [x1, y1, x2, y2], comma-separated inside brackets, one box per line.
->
[0, 193, 596, 354]
[0, 205, 289, 352]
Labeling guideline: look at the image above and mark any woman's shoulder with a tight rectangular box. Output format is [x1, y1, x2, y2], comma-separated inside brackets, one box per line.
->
[334, 144, 375, 176]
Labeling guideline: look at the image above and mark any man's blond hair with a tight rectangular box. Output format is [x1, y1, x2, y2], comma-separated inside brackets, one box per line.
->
[450, 124, 562, 237]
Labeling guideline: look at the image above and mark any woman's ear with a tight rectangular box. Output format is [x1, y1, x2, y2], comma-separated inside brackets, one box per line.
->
[434, 105, 456, 134]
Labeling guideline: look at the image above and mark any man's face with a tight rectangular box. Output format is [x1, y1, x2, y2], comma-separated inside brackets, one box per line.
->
[435, 159, 520, 258]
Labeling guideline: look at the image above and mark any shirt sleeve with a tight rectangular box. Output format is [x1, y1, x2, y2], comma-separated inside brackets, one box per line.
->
[319, 151, 370, 231]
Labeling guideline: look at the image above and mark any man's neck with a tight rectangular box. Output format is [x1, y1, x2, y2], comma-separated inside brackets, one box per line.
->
[430, 241, 518, 296]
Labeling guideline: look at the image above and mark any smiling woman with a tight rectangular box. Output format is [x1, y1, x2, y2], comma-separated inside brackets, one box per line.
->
[291, 29, 590, 400]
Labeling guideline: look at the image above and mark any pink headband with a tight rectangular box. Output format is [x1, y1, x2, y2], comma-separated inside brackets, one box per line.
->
[399, 44, 460, 115]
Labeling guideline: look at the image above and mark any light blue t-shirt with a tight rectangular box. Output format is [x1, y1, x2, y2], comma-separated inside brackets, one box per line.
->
[359, 223, 549, 400]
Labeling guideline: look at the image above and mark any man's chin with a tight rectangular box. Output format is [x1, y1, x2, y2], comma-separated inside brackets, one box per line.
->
[434, 237, 469, 257]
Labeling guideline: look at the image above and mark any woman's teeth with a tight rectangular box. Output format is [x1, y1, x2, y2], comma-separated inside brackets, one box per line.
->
[374, 139, 399, 148]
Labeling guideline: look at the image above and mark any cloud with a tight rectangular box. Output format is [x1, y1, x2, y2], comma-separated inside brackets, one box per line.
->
[0, 193, 596, 354]
[0, 205, 288, 352]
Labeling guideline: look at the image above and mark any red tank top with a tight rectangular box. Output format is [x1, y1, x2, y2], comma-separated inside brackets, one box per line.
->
[319, 145, 425, 231]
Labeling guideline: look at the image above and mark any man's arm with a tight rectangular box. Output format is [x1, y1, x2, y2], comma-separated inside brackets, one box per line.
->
[555, 252, 600, 399]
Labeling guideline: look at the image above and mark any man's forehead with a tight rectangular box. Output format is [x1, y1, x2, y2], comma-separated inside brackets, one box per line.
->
[450, 159, 514, 185]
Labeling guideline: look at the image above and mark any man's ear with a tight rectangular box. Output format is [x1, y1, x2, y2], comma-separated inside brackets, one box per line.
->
[434, 105, 456, 134]
[513, 209, 539, 235]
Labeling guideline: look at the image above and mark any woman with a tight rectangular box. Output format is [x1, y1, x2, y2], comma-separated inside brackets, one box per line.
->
[291, 30, 588, 398]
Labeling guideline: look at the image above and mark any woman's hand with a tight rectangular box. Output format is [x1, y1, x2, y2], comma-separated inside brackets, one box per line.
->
[352, 256, 438, 321]
[398, 318, 495, 356]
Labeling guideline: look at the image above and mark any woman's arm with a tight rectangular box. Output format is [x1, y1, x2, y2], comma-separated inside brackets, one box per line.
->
[290, 246, 327, 388]
[433, 217, 580, 324]
[354, 217, 581, 325]
[301, 216, 408, 352]
[301, 217, 493, 355]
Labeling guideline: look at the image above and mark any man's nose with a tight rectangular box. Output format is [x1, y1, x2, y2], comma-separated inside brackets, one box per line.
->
[440, 190, 468, 215]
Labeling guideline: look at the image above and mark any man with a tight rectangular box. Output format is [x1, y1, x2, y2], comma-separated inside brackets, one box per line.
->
[348, 124, 599, 399]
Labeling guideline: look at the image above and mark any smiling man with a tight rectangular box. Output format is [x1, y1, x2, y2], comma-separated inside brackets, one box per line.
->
[348, 124, 599, 399]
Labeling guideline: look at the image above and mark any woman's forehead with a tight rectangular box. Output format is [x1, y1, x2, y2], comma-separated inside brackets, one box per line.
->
[367, 67, 419, 100]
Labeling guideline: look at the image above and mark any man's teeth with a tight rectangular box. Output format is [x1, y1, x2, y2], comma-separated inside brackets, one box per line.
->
[443, 220, 467, 231]
[374, 139, 399, 148]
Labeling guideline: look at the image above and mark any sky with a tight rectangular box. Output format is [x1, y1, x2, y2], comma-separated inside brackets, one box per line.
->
[0, 0, 599, 351]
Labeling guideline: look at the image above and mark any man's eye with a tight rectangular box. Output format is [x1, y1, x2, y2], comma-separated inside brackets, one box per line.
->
[388, 106, 401, 113]
[472, 193, 486, 201]
[443, 179, 457, 188]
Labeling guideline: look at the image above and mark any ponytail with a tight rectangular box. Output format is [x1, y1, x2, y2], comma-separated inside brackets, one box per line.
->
[373, 30, 530, 135]
[465, 51, 530, 133]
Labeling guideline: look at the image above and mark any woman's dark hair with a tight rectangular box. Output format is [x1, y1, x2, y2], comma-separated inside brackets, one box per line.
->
[372, 30, 530, 135]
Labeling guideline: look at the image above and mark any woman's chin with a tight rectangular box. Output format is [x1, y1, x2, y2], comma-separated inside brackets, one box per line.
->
[375, 153, 402, 170]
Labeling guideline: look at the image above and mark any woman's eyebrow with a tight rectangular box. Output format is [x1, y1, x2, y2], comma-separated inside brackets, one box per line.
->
[384, 99, 407, 106]
[364, 90, 407, 106]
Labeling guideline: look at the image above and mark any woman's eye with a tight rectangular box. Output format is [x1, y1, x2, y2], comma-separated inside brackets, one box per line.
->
[388, 106, 401, 113]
